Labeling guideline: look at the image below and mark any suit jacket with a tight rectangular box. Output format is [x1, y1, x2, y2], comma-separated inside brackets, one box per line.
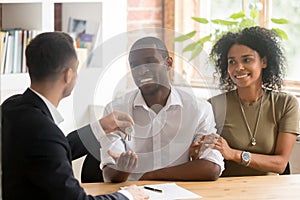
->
[1, 88, 127, 200]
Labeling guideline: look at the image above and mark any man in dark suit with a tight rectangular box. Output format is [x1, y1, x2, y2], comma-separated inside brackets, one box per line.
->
[1, 32, 148, 200]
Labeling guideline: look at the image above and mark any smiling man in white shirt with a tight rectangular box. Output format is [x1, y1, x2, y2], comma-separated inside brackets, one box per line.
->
[100, 36, 224, 182]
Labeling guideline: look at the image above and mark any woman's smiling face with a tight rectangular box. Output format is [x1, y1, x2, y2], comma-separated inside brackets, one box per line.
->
[227, 44, 267, 88]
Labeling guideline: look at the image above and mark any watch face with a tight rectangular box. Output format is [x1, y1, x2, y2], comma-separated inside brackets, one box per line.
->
[242, 152, 251, 162]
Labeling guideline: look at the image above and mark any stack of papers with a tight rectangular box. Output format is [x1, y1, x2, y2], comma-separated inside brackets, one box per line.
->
[141, 183, 201, 200]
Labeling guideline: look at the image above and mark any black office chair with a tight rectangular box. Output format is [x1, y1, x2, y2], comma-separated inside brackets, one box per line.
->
[81, 153, 103, 183]
[280, 162, 290, 175]
[76, 126, 104, 183]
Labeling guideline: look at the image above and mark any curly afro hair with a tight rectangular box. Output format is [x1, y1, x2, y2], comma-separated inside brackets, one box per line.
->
[210, 26, 286, 91]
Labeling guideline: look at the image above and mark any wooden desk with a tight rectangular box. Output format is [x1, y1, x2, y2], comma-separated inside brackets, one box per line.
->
[82, 174, 300, 199]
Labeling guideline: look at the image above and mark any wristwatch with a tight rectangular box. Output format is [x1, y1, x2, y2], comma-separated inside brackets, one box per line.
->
[241, 151, 251, 166]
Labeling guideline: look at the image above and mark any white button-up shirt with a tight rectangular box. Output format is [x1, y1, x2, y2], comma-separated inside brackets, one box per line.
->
[100, 87, 224, 181]
[30, 88, 64, 125]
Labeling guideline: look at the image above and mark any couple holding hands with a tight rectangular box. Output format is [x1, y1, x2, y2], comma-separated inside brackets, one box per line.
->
[100, 26, 298, 183]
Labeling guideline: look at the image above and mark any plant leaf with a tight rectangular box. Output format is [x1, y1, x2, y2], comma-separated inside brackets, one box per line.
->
[240, 19, 257, 29]
[182, 42, 198, 53]
[189, 44, 203, 61]
[250, 8, 259, 19]
[229, 11, 245, 20]
[211, 19, 238, 26]
[272, 28, 288, 40]
[271, 18, 289, 24]
[192, 17, 209, 24]
[174, 31, 197, 42]
[197, 34, 212, 43]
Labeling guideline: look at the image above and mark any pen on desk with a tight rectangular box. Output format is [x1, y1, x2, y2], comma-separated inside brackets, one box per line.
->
[144, 186, 163, 193]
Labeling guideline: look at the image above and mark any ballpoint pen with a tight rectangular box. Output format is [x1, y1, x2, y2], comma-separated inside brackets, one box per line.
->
[143, 186, 163, 193]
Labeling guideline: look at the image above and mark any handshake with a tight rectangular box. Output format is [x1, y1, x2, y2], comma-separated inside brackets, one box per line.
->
[189, 133, 219, 161]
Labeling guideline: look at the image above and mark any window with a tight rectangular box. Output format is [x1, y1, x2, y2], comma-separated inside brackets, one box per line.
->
[271, 0, 300, 96]
[173, 0, 300, 96]
[272, 0, 300, 81]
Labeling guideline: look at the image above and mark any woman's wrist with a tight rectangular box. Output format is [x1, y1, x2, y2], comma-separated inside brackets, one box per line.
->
[231, 149, 243, 163]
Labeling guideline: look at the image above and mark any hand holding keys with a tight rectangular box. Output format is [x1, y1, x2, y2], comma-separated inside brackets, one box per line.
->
[124, 126, 133, 141]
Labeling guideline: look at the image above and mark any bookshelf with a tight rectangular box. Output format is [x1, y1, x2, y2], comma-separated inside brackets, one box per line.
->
[0, 0, 127, 133]
[0, 0, 127, 72]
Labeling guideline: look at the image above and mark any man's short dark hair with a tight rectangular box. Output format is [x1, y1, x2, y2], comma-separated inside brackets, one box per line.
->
[25, 32, 77, 82]
[129, 36, 169, 62]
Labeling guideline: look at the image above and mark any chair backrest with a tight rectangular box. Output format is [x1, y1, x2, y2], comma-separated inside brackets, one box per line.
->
[280, 162, 290, 175]
[81, 153, 103, 183]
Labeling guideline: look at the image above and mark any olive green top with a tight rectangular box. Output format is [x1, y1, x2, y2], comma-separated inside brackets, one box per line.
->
[209, 89, 299, 177]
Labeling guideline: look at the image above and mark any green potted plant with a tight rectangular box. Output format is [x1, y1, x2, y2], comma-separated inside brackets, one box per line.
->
[174, 7, 289, 61]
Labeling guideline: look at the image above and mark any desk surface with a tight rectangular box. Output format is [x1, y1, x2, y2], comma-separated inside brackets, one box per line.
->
[82, 174, 300, 199]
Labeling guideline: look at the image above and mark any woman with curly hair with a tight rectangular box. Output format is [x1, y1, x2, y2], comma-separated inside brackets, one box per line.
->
[208, 26, 299, 176]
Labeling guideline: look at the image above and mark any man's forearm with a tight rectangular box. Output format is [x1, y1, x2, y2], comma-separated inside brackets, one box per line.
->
[140, 160, 221, 181]
[67, 130, 89, 160]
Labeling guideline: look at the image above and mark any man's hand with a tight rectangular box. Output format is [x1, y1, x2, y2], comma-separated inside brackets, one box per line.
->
[123, 185, 149, 200]
[99, 111, 134, 134]
[102, 150, 138, 182]
[108, 150, 138, 172]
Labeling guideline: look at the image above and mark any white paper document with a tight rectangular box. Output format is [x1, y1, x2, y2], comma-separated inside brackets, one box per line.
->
[142, 183, 202, 200]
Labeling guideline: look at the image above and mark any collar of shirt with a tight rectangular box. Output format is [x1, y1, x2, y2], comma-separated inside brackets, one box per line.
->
[133, 86, 183, 111]
[29, 88, 64, 125]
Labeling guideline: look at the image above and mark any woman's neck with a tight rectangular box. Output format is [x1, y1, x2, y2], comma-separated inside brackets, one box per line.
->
[237, 87, 264, 104]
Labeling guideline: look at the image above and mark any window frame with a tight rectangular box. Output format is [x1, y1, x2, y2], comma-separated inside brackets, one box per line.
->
[163, 0, 300, 97]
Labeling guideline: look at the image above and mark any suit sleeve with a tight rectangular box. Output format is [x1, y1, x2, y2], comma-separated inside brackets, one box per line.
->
[67, 125, 101, 161]
[26, 120, 127, 200]
[99, 105, 126, 170]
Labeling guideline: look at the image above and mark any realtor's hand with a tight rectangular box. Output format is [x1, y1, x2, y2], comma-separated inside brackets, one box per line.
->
[99, 111, 134, 134]
[124, 185, 149, 200]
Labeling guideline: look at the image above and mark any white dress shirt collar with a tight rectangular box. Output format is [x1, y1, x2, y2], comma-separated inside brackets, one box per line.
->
[29, 88, 64, 125]
[133, 86, 183, 110]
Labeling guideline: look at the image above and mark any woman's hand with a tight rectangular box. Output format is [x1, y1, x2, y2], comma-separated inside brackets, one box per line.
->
[189, 138, 203, 161]
[189, 133, 219, 160]
[124, 185, 149, 200]
[214, 136, 235, 160]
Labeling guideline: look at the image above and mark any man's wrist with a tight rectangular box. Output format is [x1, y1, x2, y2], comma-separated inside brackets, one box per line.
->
[118, 190, 134, 200]
[90, 121, 106, 141]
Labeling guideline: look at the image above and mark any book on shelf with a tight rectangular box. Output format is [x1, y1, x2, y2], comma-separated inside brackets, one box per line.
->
[68, 17, 94, 50]
[4, 32, 13, 74]
[0, 29, 41, 74]
[0, 31, 9, 74]
[78, 33, 94, 49]
[68, 17, 87, 40]
[13, 29, 23, 74]
[22, 30, 28, 73]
